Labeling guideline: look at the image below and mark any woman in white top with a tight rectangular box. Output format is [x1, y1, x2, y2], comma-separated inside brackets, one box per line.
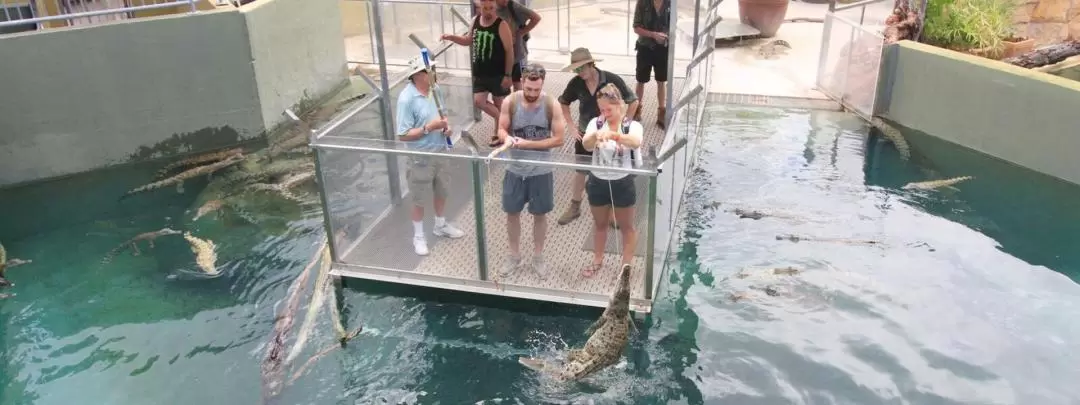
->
[579, 83, 645, 278]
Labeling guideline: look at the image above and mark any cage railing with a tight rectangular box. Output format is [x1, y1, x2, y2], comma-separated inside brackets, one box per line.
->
[0, 0, 197, 31]
[814, 0, 889, 119]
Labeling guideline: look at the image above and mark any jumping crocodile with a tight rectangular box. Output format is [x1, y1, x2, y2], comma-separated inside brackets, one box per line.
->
[518, 264, 635, 381]
[101, 228, 183, 264]
[902, 176, 974, 191]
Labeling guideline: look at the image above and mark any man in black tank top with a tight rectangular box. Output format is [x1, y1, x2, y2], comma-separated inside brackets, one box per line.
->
[441, 0, 515, 147]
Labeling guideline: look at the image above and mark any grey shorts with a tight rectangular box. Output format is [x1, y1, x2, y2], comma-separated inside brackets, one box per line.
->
[586, 174, 636, 208]
[502, 171, 555, 215]
[406, 160, 451, 204]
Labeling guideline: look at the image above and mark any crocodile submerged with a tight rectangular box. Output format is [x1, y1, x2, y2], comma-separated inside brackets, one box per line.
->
[776, 233, 881, 246]
[122, 153, 246, 198]
[902, 176, 973, 191]
[102, 228, 183, 263]
[183, 232, 219, 276]
[154, 147, 244, 180]
[518, 264, 635, 381]
[0, 242, 10, 287]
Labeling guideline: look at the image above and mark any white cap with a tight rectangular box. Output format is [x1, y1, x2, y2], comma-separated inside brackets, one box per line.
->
[407, 56, 438, 78]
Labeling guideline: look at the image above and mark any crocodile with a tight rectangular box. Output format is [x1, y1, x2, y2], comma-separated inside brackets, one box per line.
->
[519, 264, 635, 381]
[102, 228, 183, 264]
[0, 242, 10, 288]
[758, 39, 791, 59]
[183, 232, 219, 276]
[247, 170, 316, 203]
[122, 153, 246, 198]
[902, 176, 974, 191]
[870, 117, 910, 160]
[193, 199, 226, 221]
[776, 233, 881, 246]
[155, 148, 244, 179]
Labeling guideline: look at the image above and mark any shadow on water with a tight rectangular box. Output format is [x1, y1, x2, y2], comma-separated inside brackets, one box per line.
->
[863, 124, 1080, 281]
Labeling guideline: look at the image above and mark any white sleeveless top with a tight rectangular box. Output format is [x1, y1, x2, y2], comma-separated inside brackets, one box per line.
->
[583, 117, 645, 180]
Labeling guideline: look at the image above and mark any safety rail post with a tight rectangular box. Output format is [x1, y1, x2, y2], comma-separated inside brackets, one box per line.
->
[691, 0, 702, 55]
[370, 0, 404, 203]
[645, 175, 658, 299]
[663, 0, 678, 128]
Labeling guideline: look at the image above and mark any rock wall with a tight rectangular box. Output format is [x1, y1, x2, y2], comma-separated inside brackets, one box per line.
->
[1013, 0, 1080, 45]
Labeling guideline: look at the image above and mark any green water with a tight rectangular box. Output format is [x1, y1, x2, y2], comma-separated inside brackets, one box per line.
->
[3, 104, 1080, 404]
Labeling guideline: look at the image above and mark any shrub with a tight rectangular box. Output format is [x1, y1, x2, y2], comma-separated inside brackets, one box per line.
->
[921, 0, 1016, 57]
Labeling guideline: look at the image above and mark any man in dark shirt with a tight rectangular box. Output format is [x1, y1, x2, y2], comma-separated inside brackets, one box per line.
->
[555, 47, 640, 226]
[632, 0, 671, 129]
[442, 0, 515, 146]
[495, 0, 541, 92]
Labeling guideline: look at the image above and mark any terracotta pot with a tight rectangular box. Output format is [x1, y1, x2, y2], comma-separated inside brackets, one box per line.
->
[1002, 37, 1034, 59]
[738, 0, 789, 38]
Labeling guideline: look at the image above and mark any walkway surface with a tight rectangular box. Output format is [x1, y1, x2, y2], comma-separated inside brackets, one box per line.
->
[335, 70, 680, 305]
[341, 0, 891, 101]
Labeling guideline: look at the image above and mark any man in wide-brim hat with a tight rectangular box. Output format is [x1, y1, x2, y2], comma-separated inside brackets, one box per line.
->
[553, 47, 639, 228]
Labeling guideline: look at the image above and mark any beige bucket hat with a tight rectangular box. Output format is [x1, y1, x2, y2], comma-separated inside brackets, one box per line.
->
[561, 47, 603, 72]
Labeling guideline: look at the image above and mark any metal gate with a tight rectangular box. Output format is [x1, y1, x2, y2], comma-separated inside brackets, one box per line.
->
[814, 0, 889, 120]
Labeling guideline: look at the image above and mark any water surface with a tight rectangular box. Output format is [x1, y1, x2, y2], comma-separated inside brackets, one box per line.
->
[2, 104, 1079, 404]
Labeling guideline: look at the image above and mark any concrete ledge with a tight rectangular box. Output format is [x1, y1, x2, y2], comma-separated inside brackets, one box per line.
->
[882, 41, 1080, 186]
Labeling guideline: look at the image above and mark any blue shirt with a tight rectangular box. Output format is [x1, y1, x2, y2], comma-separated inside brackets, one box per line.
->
[395, 82, 447, 152]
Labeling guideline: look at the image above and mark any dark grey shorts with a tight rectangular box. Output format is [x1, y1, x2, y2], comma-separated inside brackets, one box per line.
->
[586, 174, 636, 208]
[502, 171, 555, 215]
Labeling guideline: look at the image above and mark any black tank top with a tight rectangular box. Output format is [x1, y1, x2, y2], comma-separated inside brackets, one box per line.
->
[471, 16, 507, 77]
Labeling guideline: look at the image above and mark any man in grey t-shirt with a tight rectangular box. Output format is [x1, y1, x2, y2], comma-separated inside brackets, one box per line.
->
[496, 64, 566, 279]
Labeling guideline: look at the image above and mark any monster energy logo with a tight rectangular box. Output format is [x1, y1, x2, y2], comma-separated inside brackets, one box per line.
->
[473, 30, 496, 62]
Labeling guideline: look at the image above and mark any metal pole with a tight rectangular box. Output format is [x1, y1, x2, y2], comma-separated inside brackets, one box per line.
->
[815, 13, 834, 94]
[188, 0, 196, 12]
[644, 176, 658, 299]
[555, 0, 562, 52]
[311, 148, 342, 263]
[691, 0, 701, 56]
[664, 0, 677, 127]
[471, 160, 489, 281]
[371, 0, 404, 202]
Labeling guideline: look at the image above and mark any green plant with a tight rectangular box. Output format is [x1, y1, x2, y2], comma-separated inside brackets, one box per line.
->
[921, 0, 1017, 56]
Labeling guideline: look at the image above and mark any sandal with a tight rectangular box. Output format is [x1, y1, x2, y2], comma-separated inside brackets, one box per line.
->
[581, 262, 602, 278]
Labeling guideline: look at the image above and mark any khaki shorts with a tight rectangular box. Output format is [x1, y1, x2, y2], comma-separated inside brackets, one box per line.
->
[406, 159, 451, 204]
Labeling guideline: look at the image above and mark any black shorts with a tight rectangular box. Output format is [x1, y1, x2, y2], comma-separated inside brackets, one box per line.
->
[586, 174, 636, 208]
[512, 61, 522, 82]
[472, 75, 511, 97]
[573, 131, 592, 174]
[635, 44, 669, 83]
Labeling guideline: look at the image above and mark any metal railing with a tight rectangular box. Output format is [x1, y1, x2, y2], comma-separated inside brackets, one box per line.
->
[0, 0, 197, 31]
[312, 0, 716, 306]
[814, 0, 890, 119]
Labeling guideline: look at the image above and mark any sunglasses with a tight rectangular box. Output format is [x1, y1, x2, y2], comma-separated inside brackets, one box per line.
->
[521, 64, 546, 79]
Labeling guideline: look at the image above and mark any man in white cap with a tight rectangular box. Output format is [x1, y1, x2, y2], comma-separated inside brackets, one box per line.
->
[555, 47, 639, 227]
[395, 58, 466, 256]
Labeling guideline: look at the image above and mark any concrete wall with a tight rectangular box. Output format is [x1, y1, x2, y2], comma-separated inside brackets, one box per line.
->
[879, 41, 1080, 185]
[244, 0, 349, 131]
[0, 0, 348, 188]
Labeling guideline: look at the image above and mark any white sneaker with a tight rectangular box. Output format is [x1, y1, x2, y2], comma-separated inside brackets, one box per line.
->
[532, 255, 548, 280]
[413, 235, 429, 256]
[499, 255, 522, 277]
[433, 222, 465, 239]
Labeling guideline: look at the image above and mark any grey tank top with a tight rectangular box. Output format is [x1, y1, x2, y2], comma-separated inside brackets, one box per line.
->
[507, 94, 553, 177]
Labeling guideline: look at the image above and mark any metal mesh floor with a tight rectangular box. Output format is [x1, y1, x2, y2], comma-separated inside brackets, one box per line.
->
[339, 71, 682, 305]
